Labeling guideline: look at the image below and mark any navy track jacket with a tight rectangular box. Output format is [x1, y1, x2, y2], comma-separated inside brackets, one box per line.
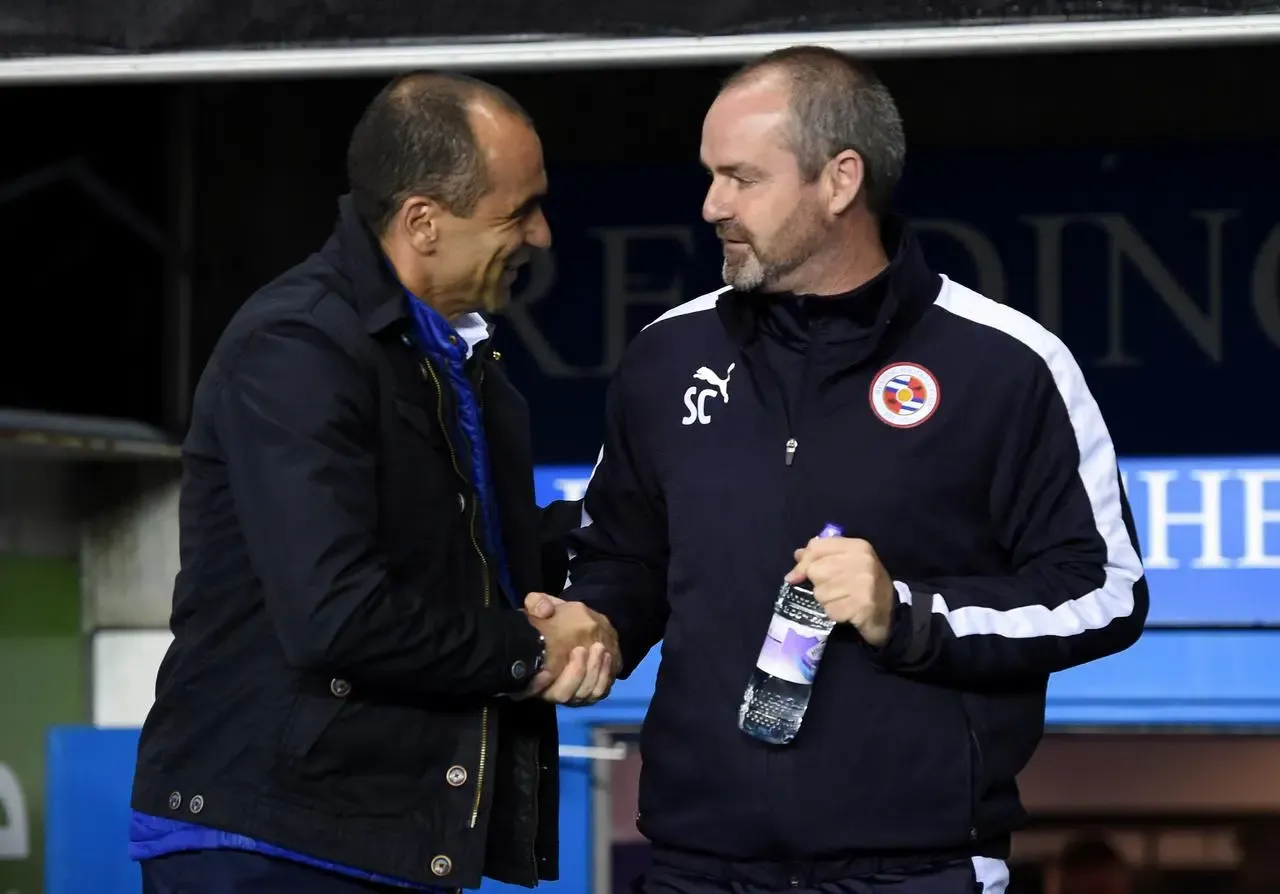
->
[565, 222, 1148, 861]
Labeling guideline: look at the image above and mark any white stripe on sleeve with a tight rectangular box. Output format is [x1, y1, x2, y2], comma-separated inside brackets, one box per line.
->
[900, 276, 1144, 640]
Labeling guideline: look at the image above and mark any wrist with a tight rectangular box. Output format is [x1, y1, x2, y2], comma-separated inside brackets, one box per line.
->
[862, 598, 911, 662]
[530, 632, 547, 675]
[495, 611, 550, 694]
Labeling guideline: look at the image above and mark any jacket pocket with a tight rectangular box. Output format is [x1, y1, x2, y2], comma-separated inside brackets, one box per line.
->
[960, 694, 986, 842]
[278, 694, 346, 760]
[272, 692, 444, 817]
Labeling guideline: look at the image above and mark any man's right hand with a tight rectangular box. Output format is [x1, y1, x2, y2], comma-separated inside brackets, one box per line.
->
[523, 594, 620, 705]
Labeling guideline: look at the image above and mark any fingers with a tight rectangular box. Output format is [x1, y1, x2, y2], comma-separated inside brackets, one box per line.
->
[786, 537, 869, 585]
[572, 642, 607, 704]
[589, 651, 614, 702]
[806, 557, 844, 598]
[785, 536, 823, 583]
[524, 592, 561, 619]
[785, 547, 816, 584]
[536, 644, 617, 706]
[540, 647, 587, 703]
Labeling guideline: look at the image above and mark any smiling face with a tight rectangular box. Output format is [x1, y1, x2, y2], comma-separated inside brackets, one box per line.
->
[432, 101, 551, 315]
[700, 74, 832, 294]
[388, 96, 551, 320]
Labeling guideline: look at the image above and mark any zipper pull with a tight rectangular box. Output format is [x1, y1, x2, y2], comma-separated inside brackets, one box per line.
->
[784, 438, 798, 466]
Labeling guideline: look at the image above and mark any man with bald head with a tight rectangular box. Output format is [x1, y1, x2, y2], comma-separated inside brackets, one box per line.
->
[536, 45, 1145, 894]
[129, 72, 617, 893]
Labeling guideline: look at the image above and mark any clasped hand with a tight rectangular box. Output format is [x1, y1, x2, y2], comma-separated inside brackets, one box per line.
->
[518, 594, 620, 706]
[786, 535, 897, 648]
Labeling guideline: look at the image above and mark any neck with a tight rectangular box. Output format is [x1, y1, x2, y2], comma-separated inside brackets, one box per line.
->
[381, 236, 470, 323]
[779, 214, 890, 297]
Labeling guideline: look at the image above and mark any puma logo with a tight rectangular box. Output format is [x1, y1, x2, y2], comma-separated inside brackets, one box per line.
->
[682, 363, 736, 426]
[692, 363, 735, 403]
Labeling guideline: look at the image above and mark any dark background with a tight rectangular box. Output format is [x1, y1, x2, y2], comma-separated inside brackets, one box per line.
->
[0, 44, 1276, 461]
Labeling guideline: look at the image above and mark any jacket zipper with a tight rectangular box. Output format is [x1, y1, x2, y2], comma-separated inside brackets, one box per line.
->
[528, 761, 541, 877]
[741, 351, 799, 467]
[746, 335, 814, 468]
[421, 357, 492, 829]
[967, 725, 984, 842]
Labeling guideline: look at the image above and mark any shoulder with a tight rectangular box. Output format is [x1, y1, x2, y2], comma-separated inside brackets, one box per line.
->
[621, 285, 731, 365]
[926, 276, 1095, 414]
[207, 258, 371, 386]
[618, 283, 731, 375]
[930, 276, 1084, 387]
[641, 285, 732, 334]
[609, 284, 732, 400]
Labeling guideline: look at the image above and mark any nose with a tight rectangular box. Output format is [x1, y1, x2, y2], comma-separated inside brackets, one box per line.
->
[525, 207, 552, 250]
[702, 176, 731, 224]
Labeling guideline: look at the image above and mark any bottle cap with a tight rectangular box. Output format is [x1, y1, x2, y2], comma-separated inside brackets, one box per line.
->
[817, 523, 844, 539]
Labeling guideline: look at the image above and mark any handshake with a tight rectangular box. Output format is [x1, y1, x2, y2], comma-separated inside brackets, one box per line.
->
[519, 593, 621, 706]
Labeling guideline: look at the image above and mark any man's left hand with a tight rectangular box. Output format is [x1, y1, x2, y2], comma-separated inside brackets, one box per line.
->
[786, 537, 896, 648]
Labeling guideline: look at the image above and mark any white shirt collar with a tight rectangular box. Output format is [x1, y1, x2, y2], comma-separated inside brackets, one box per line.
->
[454, 313, 490, 360]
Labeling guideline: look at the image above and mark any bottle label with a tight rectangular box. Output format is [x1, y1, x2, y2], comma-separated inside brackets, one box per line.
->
[755, 608, 832, 685]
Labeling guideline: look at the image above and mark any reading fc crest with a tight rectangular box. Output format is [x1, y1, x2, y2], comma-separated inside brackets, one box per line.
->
[870, 363, 940, 428]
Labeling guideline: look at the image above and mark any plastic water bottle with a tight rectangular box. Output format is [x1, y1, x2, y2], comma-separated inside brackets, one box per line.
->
[738, 523, 843, 745]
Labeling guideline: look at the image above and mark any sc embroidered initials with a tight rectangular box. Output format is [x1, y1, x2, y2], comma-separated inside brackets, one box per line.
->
[682, 363, 735, 426]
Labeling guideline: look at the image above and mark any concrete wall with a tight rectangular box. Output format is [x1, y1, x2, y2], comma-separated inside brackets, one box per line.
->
[0, 458, 180, 729]
[81, 468, 180, 631]
[78, 465, 181, 727]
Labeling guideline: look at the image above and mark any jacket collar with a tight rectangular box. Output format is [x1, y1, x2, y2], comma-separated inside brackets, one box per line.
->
[318, 193, 492, 353]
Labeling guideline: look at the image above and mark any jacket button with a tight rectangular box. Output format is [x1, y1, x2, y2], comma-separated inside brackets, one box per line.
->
[510, 660, 528, 681]
[330, 678, 351, 698]
[167, 791, 181, 810]
[445, 765, 468, 787]
[430, 855, 452, 877]
[491, 351, 502, 361]
[457, 493, 466, 513]
[189, 794, 205, 814]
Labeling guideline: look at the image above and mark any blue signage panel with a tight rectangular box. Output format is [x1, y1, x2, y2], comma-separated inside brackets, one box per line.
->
[535, 455, 1280, 627]
[505, 149, 1280, 463]
[590, 629, 1280, 729]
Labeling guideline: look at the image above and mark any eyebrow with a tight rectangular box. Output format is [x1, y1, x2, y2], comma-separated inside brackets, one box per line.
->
[511, 190, 546, 219]
[703, 161, 767, 179]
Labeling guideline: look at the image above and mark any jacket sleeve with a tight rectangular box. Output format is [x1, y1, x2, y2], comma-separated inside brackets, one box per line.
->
[217, 315, 544, 696]
[537, 499, 582, 596]
[875, 340, 1148, 689]
[562, 364, 670, 678]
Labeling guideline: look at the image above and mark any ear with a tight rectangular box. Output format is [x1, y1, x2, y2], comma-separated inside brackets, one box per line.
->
[397, 196, 441, 253]
[825, 149, 866, 216]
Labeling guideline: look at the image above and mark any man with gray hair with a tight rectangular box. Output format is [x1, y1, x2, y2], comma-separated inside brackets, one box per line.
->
[529, 45, 1146, 893]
